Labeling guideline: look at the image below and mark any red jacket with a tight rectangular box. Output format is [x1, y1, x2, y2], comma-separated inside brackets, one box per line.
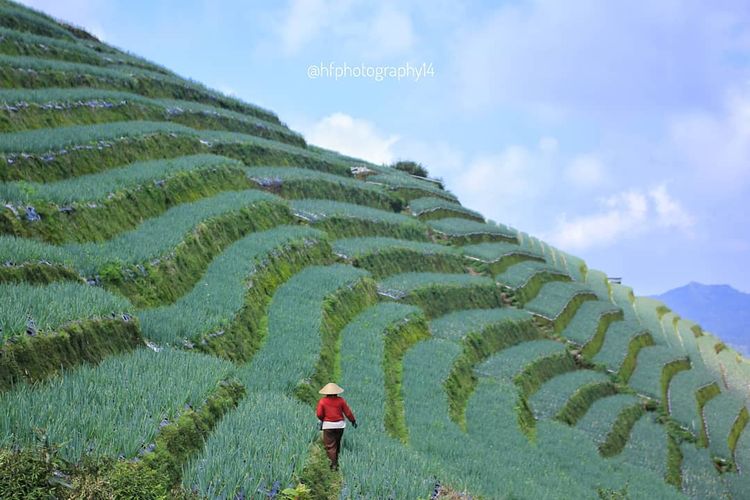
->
[316, 395, 356, 422]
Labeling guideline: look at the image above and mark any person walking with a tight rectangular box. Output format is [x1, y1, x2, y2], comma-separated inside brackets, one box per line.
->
[316, 382, 357, 470]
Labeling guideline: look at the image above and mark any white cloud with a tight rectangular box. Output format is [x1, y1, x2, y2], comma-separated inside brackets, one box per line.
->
[303, 113, 399, 164]
[668, 88, 750, 194]
[448, 139, 559, 229]
[547, 184, 694, 251]
[277, 0, 352, 55]
[274, 0, 415, 59]
[448, 0, 745, 115]
[650, 184, 694, 230]
[565, 154, 607, 190]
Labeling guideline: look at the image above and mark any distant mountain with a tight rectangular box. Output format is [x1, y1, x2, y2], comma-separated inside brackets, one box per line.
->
[653, 282, 750, 356]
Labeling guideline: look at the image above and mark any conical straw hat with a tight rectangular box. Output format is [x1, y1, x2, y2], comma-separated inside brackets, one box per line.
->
[319, 382, 344, 395]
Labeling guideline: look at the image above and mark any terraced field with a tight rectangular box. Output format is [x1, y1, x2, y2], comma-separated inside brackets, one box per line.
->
[1, 2, 748, 498]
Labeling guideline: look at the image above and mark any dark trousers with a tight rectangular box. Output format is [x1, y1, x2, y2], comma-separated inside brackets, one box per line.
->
[322, 428, 344, 469]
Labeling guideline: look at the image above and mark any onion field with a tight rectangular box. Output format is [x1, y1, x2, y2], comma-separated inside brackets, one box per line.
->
[1, 3, 747, 498]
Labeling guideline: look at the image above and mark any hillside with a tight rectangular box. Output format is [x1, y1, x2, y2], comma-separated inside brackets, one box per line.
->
[0, 1, 749, 498]
[654, 283, 750, 357]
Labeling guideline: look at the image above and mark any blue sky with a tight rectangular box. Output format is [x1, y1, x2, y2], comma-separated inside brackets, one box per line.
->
[20, 0, 750, 295]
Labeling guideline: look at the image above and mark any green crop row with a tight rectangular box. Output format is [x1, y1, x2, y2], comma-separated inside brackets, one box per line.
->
[627, 345, 689, 400]
[428, 217, 517, 244]
[139, 225, 327, 349]
[0, 281, 131, 340]
[496, 260, 572, 305]
[1, 156, 255, 244]
[0, 189, 280, 272]
[0, 87, 302, 144]
[563, 301, 624, 358]
[0, 153, 242, 204]
[616, 414, 671, 484]
[367, 172, 457, 202]
[0, 26, 169, 74]
[0, 315, 141, 391]
[290, 199, 428, 240]
[0, 347, 235, 461]
[593, 320, 654, 380]
[245, 166, 399, 211]
[679, 442, 733, 498]
[610, 282, 639, 321]
[378, 272, 501, 318]
[404, 338, 679, 498]
[703, 392, 749, 459]
[439, 308, 540, 429]
[576, 393, 644, 455]
[529, 369, 612, 420]
[523, 281, 598, 332]
[634, 296, 672, 347]
[337, 303, 437, 498]
[667, 367, 720, 438]
[408, 196, 483, 222]
[183, 265, 376, 497]
[476, 339, 571, 433]
[585, 268, 611, 301]
[333, 237, 464, 279]
[0, 120, 347, 182]
[462, 241, 544, 276]
[0, 54, 279, 121]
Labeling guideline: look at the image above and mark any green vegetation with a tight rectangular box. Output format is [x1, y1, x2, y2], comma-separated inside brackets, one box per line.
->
[0, 153, 242, 204]
[0, 281, 130, 340]
[576, 393, 645, 456]
[0, 87, 302, 143]
[0, 54, 279, 120]
[668, 368, 720, 437]
[1, 190, 289, 304]
[523, 281, 598, 332]
[594, 320, 654, 380]
[496, 260, 572, 305]
[183, 265, 376, 497]
[627, 346, 689, 400]
[0, 3, 744, 496]
[291, 199, 428, 240]
[529, 369, 613, 421]
[439, 308, 540, 428]
[1, 155, 254, 243]
[703, 392, 749, 459]
[337, 303, 437, 498]
[679, 443, 731, 499]
[428, 217, 517, 244]
[0, 347, 235, 460]
[246, 166, 399, 211]
[408, 196, 483, 222]
[0, 27, 171, 74]
[378, 271, 502, 318]
[617, 414, 671, 484]
[585, 268, 612, 301]
[139, 225, 328, 350]
[0, 315, 141, 391]
[0, 120, 350, 182]
[462, 241, 545, 275]
[368, 172, 456, 201]
[333, 236, 464, 279]
[561, 300, 623, 356]
[391, 160, 429, 177]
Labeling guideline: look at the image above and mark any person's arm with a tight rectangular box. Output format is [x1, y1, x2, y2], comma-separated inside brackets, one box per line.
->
[341, 398, 356, 423]
[316, 399, 325, 421]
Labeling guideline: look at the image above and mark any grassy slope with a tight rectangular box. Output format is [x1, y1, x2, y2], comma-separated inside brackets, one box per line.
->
[0, 3, 746, 499]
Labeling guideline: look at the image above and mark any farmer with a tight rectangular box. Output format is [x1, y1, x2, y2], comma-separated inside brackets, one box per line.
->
[316, 382, 357, 470]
